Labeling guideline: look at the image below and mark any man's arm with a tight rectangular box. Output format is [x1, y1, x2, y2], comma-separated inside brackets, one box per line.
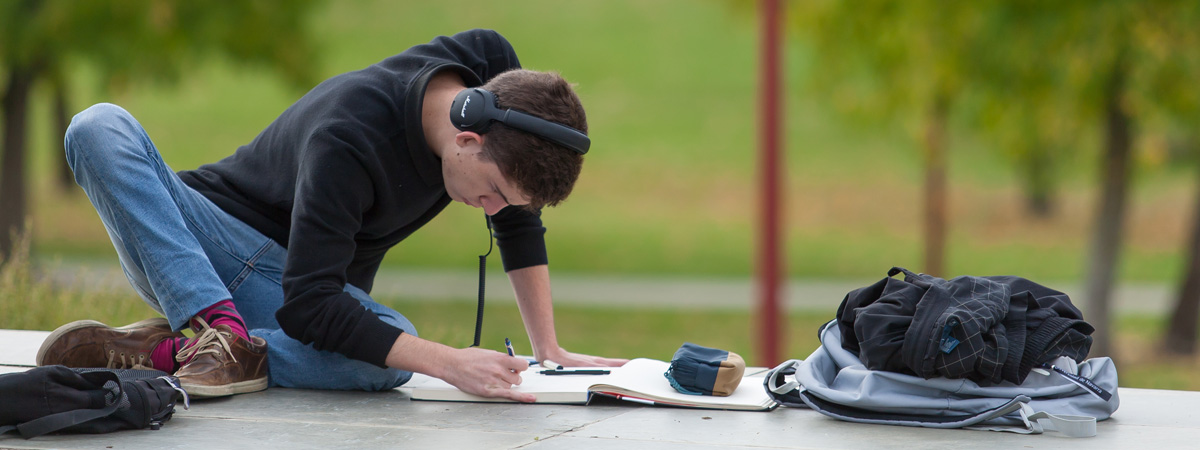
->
[380, 265, 624, 403]
[385, 332, 536, 402]
[506, 264, 629, 367]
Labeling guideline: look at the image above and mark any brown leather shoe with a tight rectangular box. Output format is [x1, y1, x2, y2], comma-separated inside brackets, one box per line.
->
[174, 319, 268, 398]
[36, 317, 182, 370]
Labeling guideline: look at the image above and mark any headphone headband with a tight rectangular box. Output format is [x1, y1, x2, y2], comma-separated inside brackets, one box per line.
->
[449, 88, 590, 155]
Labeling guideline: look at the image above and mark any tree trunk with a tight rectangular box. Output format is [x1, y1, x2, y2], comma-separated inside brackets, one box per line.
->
[0, 66, 36, 265]
[1162, 145, 1200, 355]
[53, 76, 74, 192]
[1024, 145, 1055, 218]
[1081, 60, 1132, 359]
[922, 93, 949, 277]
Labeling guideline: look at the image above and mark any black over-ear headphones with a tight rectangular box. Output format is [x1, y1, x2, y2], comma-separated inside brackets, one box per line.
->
[449, 88, 590, 155]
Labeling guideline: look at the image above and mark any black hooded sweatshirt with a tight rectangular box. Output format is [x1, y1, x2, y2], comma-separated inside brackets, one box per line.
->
[177, 29, 547, 367]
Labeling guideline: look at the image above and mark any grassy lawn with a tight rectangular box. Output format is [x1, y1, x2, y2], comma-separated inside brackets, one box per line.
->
[3, 253, 1197, 391]
[19, 0, 1200, 283]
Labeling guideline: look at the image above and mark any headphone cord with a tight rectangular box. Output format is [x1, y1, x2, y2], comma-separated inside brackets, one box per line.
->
[471, 214, 494, 348]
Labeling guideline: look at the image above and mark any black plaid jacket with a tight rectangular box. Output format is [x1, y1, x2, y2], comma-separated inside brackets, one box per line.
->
[835, 267, 1094, 385]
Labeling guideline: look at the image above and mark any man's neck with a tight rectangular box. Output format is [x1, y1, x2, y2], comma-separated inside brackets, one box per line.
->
[421, 71, 468, 159]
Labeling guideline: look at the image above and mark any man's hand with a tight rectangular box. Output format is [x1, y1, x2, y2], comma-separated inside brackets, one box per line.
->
[386, 334, 536, 402]
[440, 347, 537, 403]
[539, 347, 628, 368]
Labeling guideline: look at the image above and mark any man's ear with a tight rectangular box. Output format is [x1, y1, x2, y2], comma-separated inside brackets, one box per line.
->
[454, 131, 485, 151]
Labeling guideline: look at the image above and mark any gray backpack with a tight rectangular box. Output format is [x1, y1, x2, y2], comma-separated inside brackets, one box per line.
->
[764, 320, 1119, 437]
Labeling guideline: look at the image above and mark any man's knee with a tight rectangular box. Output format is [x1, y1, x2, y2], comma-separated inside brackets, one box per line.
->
[356, 368, 413, 392]
[63, 103, 140, 174]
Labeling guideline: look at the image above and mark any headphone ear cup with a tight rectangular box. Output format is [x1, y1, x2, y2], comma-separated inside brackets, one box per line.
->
[450, 88, 495, 133]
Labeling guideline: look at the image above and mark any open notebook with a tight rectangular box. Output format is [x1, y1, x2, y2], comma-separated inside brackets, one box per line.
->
[400, 358, 777, 411]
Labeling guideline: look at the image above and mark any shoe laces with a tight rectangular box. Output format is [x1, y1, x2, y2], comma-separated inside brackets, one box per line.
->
[106, 349, 155, 370]
[176, 317, 238, 366]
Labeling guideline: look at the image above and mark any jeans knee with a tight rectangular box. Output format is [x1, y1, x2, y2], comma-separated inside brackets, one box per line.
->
[64, 103, 140, 175]
[356, 368, 413, 391]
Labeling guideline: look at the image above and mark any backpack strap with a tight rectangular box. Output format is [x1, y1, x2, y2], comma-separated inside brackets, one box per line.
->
[10, 399, 123, 439]
[1021, 409, 1096, 438]
[966, 402, 1097, 437]
[763, 359, 805, 407]
[797, 387, 1033, 429]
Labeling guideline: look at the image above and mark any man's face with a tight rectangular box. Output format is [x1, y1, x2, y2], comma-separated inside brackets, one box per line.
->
[442, 136, 530, 215]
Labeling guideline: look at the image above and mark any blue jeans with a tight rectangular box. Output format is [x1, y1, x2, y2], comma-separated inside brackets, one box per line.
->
[64, 103, 415, 391]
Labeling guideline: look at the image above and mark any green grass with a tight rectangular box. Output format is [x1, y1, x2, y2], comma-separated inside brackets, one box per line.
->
[15, 0, 1200, 294]
[3, 250, 1197, 390]
[0, 236, 151, 332]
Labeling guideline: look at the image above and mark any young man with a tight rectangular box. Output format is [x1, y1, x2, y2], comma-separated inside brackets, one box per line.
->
[36, 29, 626, 402]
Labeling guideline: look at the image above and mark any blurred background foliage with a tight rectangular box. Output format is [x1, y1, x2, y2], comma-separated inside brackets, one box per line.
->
[4, 0, 1200, 385]
[1, 0, 320, 258]
[8, 0, 1198, 280]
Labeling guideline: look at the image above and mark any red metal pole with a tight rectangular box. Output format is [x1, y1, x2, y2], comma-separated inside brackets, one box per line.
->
[756, 0, 784, 367]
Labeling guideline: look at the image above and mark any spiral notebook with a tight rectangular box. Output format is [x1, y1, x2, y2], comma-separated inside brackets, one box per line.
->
[400, 358, 777, 411]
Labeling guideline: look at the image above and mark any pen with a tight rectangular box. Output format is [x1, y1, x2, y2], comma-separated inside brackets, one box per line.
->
[505, 337, 514, 357]
[541, 369, 611, 376]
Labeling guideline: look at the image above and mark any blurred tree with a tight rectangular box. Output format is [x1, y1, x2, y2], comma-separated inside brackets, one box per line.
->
[1056, 0, 1200, 358]
[965, 4, 1083, 219]
[1083, 43, 1132, 359]
[50, 73, 72, 192]
[1169, 143, 1200, 355]
[0, 0, 320, 265]
[979, 0, 1200, 357]
[967, 94, 1072, 219]
[792, 0, 1200, 356]
[960, 0, 1137, 357]
[793, 0, 986, 276]
[1143, 4, 1200, 355]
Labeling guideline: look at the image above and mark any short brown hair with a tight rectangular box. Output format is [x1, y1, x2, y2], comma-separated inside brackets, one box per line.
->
[479, 69, 587, 210]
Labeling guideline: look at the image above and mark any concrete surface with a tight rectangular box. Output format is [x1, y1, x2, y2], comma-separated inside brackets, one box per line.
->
[3, 330, 1200, 449]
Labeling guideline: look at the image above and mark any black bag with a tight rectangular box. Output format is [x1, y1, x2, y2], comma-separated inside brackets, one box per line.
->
[0, 365, 188, 439]
[837, 267, 1094, 384]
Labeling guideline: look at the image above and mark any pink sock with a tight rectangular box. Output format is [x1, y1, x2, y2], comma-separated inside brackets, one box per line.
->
[191, 299, 250, 342]
[150, 336, 188, 372]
